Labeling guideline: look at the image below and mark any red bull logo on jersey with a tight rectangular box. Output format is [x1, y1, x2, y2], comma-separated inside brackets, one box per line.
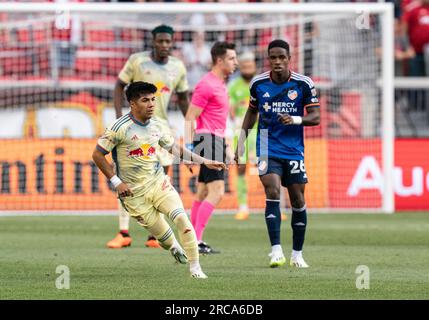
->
[160, 85, 171, 94]
[154, 81, 171, 96]
[128, 144, 156, 159]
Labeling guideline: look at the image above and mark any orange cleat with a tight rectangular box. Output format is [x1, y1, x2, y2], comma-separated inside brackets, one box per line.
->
[107, 233, 132, 249]
[281, 213, 287, 221]
[145, 235, 161, 248]
[235, 210, 249, 221]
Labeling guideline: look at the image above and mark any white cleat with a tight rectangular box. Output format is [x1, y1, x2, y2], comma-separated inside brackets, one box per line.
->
[190, 268, 208, 279]
[170, 247, 188, 264]
[268, 251, 286, 268]
[290, 255, 309, 268]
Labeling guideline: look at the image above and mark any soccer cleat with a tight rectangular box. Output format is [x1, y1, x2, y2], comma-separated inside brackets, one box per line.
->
[145, 235, 161, 248]
[170, 247, 188, 264]
[290, 255, 309, 268]
[198, 241, 220, 255]
[281, 213, 287, 221]
[106, 233, 132, 249]
[234, 210, 249, 221]
[268, 251, 286, 268]
[190, 268, 208, 279]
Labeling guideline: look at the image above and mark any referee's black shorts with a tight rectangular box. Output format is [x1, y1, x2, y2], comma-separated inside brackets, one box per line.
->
[193, 133, 226, 184]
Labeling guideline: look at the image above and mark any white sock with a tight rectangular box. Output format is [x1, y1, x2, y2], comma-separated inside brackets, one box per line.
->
[170, 238, 181, 250]
[190, 260, 201, 272]
[119, 205, 130, 231]
[271, 244, 283, 255]
[292, 250, 302, 258]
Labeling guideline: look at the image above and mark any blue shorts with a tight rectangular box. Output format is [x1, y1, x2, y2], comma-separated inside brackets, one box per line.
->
[258, 157, 308, 186]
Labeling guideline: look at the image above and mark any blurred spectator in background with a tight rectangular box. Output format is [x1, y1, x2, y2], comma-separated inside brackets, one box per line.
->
[52, 0, 83, 78]
[189, 0, 229, 30]
[394, 18, 415, 76]
[402, 0, 429, 76]
[182, 30, 212, 89]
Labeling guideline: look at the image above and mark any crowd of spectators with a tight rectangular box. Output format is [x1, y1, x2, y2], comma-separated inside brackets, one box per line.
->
[0, 0, 428, 81]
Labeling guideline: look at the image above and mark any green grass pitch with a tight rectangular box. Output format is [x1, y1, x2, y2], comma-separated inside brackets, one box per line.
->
[0, 213, 428, 300]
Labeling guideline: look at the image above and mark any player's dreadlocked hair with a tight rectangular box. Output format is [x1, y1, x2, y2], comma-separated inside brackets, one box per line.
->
[124, 81, 157, 102]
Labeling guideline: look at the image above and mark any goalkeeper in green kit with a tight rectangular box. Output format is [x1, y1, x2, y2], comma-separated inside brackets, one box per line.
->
[228, 52, 258, 220]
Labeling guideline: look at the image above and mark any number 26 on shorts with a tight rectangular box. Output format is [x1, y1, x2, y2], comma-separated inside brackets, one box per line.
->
[290, 160, 306, 174]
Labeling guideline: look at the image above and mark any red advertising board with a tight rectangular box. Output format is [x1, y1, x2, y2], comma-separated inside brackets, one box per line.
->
[395, 139, 429, 210]
[328, 139, 429, 210]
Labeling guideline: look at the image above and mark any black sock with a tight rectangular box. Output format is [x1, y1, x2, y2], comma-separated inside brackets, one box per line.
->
[265, 200, 281, 246]
[291, 206, 307, 251]
[120, 230, 130, 237]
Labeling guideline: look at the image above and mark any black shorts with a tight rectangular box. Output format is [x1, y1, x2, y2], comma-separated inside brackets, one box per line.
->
[258, 157, 308, 187]
[193, 133, 226, 184]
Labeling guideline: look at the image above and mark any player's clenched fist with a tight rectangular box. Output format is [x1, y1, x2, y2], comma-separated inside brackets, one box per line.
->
[116, 183, 133, 198]
[278, 113, 303, 125]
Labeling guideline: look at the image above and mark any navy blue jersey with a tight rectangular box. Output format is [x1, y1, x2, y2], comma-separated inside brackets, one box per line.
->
[249, 71, 320, 160]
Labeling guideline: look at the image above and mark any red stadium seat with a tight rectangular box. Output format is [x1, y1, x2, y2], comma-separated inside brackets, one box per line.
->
[105, 57, 128, 76]
[0, 48, 33, 77]
[16, 27, 48, 43]
[86, 28, 116, 43]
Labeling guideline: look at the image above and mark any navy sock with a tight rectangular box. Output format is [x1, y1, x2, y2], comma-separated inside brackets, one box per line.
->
[291, 206, 307, 251]
[265, 200, 281, 246]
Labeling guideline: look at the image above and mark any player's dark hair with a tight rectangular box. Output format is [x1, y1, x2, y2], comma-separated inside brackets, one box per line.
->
[125, 81, 157, 102]
[268, 39, 290, 55]
[151, 24, 174, 38]
[211, 41, 236, 65]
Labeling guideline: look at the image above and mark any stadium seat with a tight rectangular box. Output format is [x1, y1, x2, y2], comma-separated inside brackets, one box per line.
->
[85, 24, 116, 43]
[0, 48, 33, 76]
[16, 27, 48, 44]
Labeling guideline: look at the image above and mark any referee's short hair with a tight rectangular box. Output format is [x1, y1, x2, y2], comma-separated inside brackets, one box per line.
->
[125, 81, 157, 102]
[211, 41, 236, 65]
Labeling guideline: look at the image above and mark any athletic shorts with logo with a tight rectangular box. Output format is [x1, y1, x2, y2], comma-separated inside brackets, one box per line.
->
[258, 157, 308, 186]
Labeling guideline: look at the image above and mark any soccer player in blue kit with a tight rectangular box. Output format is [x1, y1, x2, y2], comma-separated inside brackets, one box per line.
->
[235, 40, 320, 268]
